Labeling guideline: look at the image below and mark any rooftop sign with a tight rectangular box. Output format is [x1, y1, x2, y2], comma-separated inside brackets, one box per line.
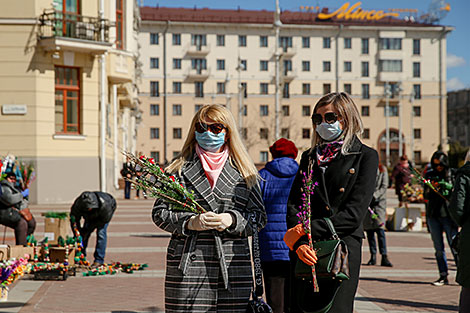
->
[317, 2, 400, 21]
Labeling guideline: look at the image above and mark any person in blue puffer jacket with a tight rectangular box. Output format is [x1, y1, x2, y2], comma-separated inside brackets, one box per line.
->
[259, 138, 299, 313]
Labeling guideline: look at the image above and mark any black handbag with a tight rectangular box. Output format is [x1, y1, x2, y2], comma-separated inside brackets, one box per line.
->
[246, 214, 273, 313]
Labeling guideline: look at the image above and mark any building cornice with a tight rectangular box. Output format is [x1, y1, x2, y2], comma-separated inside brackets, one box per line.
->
[0, 18, 37, 25]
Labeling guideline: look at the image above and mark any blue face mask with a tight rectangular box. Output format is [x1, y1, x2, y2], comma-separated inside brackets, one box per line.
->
[195, 131, 226, 152]
[316, 121, 343, 142]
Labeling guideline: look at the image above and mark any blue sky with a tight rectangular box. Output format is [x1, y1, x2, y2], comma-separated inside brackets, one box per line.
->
[142, 0, 470, 91]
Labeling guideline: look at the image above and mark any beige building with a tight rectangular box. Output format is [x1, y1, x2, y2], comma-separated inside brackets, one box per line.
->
[0, 0, 141, 204]
[137, 5, 451, 167]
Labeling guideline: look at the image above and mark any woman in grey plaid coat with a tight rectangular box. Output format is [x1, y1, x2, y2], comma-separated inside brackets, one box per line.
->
[152, 104, 267, 313]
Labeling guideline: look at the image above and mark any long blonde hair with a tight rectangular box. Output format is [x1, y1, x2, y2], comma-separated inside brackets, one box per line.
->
[166, 104, 259, 188]
[311, 92, 364, 155]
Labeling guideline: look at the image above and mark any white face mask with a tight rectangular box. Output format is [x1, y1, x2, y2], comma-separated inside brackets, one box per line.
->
[316, 121, 343, 141]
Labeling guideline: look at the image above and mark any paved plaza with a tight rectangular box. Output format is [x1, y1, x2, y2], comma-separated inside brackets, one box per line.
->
[0, 190, 460, 313]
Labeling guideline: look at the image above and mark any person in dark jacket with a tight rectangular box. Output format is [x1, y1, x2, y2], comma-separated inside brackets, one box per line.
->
[449, 150, 470, 313]
[424, 151, 458, 286]
[284, 92, 378, 313]
[0, 172, 36, 245]
[70, 191, 116, 266]
[392, 155, 411, 208]
[259, 138, 299, 313]
[121, 157, 134, 199]
[363, 164, 392, 267]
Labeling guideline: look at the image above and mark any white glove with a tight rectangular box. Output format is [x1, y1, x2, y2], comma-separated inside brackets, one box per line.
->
[216, 213, 234, 232]
[187, 212, 222, 231]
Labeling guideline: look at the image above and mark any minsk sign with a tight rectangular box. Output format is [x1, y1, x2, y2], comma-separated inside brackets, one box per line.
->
[317, 2, 400, 21]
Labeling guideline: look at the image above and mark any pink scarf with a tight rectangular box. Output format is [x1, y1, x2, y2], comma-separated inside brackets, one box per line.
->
[195, 144, 229, 189]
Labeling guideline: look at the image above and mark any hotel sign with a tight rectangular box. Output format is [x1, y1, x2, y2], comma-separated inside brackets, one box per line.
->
[317, 2, 400, 21]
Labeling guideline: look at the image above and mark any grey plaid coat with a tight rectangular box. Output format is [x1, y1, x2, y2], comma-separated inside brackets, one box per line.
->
[152, 154, 267, 313]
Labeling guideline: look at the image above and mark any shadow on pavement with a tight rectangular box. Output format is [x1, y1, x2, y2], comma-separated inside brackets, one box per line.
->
[360, 277, 432, 285]
[355, 296, 458, 311]
[130, 233, 171, 238]
[0, 302, 28, 308]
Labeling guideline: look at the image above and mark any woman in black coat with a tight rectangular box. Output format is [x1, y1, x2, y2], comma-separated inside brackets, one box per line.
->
[284, 92, 378, 313]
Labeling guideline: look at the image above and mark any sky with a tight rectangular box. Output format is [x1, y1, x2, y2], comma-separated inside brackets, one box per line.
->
[141, 0, 470, 91]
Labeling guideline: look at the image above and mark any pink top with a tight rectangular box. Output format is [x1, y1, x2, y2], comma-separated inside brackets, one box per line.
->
[195, 144, 229, 189]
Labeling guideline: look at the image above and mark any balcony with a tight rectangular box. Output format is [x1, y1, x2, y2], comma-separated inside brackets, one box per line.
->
[185, 43, 210, 56]
[38, 10, 112, 54]
[282, 69, 297, 82]
[272, 47, 296, 59]
[378, 71, 404, 83]
[185, 67, 211, 82]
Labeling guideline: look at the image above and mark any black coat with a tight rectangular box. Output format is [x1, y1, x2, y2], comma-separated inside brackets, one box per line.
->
[70, 191, 116, 228]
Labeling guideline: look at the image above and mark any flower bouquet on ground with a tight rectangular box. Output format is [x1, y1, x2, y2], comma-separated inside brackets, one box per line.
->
[123, 152, 206, 214]
[296, 169, 319, 292]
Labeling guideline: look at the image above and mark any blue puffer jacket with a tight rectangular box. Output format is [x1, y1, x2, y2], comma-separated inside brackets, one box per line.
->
[259, 157, 299, 262]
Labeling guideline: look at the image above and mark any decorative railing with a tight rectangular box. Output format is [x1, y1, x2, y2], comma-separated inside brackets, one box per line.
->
[38, 10, 110, 42]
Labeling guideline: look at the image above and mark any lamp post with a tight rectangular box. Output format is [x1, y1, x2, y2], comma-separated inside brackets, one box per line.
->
[409, 88, 415, 166]
[237, 57, 245, 136]
[274, 0, 282, 140]
[397, 82, 404, 157]
[384, 82, 392, 167]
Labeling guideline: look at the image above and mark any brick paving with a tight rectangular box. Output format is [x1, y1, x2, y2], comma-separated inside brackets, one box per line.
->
[0, 191, 461, 312]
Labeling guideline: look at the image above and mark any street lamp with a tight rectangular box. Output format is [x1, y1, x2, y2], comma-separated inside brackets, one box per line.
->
[384, 82, 392, 167]
[397, 82, 404, 157]
[409, 88, 415, 166]
[274, 0, 282, 140]
[236, 57, 245, 137]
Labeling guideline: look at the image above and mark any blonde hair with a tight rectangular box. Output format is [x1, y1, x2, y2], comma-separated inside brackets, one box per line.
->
[166, 104, 259, 188]
[311, 92, 364, 155]
[465, 149, 470, 163]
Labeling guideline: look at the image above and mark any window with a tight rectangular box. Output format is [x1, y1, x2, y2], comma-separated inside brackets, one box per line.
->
[379, 60, 402, 72]
[379, 38, 402, 50]
[150, 33, 159, 45]
[260, 60, 269, 71]
[217, 82, 226, 94]
[361, 106, 369, 116]
[260, 128, 269, 139]
[150, 104, 159, 116]
[413, 39, 420, 55]
[116, 0, 124, 49]
[413, 106, 421, 117]
[242, 105, 247, 116]
[260, 36, 268, 47]
[55, 66, 80, 134]
[414, 128, 421, 139]
[361, 61, 369, 77]
[150, 128, 159, 139]
[344, 61, 352, 72]
[172, 33, 181, 45]
[302, 106, 311, 116]
[281, 128, 290, 139]
[413, 62, 421, 78]
[282, 105, 289, 116]
[150, 151, 160, 163]
[191, 34, 206, 47]
[173, 128, 182, 139]
[302, 37, 310, 48]
[260, 151, 269, 162]
[260, 105, 269, 116]
[323, 61, 331, 72]
[413, 84, 421, 99]
[344, 37, 351, 49]
[323, 83, 331, 94]
[150, 81, 159, 97]
[172, 104, 182, 116]
[302, 83, 311, 95]
[216, 34, 225, 46]
[385, 106, 398, 117]
[150, 57, 159, 69]
[363, 129, 370, 139]
[241, 83, 247, 98]
[344, 83, 352, 95]
[173, 58, 181, 69]
[195, 82, 204, 98]
[302, 61, 310, 72]
[279, 36, 292, 52]
[241, 128, 248, 140]
[414, 151, 422, 163]
[283, 83, 290, 98]
[283, 60, 292, 74]
[302, 128, 310, 139]
[191, 58, 207, 72]
[217, 59, 225, 70]
[362, 84, 370, 99]
[323, 37, 331, 48]
[172, 82, 182, 94]
[361, 38, 369, 54]
[260, 83, 269, 95]
[195, 104, 203, 113]
[240, 60, 247, 71]
[239, 35, 247, 47]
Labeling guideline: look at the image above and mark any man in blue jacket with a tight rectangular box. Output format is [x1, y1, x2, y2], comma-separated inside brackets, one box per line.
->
[259, 138, 299, 313]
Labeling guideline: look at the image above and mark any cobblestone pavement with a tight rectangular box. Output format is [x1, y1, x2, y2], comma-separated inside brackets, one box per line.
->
[0, 189, 460, 312]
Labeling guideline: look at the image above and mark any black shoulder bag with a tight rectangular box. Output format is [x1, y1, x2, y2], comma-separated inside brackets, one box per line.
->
[246, 214, 273, 313]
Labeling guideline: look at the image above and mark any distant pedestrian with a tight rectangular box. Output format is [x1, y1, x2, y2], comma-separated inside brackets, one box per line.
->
[70, 191, 116, 267]
[259, 138, 299, 313]
[424, 151, 458, 286]
[363, 164, 392, 267]
[121, 157, 134, 199]
[392, 155, 411, 208]
[449, 150, 470, 313]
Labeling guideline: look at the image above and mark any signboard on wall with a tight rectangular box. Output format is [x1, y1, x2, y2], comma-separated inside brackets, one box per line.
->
[2, 104, 27, 115]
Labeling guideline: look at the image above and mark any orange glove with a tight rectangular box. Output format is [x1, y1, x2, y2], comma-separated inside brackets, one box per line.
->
[296, 244, 318, 266]
[283, 224, 306, 250]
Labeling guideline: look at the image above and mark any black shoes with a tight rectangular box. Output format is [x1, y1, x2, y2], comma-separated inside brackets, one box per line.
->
[432, 276, 449, 286]
[381, 255, 393, 267]
[366, 254, 376, 265]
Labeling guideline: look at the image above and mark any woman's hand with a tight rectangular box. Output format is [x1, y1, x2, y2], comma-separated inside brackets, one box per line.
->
[187, 212, 222, 231]
[215, 213, 234, 231]
[296, 244, 318, 266]
[283, 224, 306, 250]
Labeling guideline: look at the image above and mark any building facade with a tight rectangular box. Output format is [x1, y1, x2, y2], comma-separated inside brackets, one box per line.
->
[0, 0, 141, 204]
[448, 88, 470, 147]
[137, 5, 451, 167]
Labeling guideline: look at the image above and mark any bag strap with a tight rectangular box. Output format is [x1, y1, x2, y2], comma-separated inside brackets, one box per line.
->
[250, 213, 264, 297]
[324, 217, 339, 240]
